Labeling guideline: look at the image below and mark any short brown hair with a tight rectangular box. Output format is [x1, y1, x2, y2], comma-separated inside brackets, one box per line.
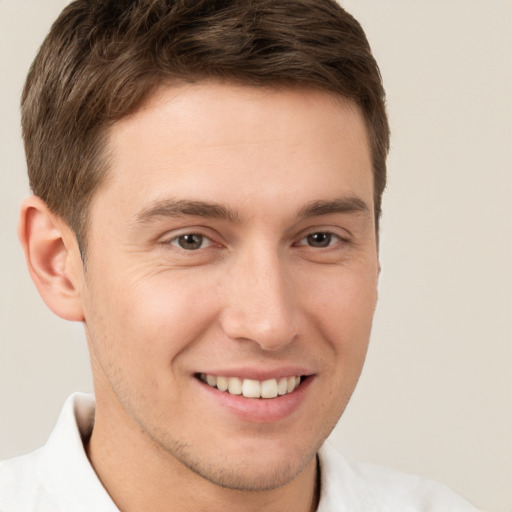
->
[22, 0, 389, 253]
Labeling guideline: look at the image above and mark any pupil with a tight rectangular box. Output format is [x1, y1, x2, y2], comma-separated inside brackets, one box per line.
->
[307, 233, 331, 247]
[178, 234, 203, 250]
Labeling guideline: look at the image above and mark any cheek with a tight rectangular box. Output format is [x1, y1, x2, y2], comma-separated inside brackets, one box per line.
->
[135, 272, 221, 340]
[313, 271, 377, 412]
[306, 265, 378, 331]
[86, 269, 220, 363]
[82, 271, 222, 414]
[302, 266, 378, 371]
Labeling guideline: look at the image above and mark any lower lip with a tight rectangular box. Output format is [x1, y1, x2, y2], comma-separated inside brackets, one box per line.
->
[195, 376, 314, 423]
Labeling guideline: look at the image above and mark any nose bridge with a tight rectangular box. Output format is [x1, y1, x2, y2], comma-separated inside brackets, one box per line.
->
[220, 241, 298, 350]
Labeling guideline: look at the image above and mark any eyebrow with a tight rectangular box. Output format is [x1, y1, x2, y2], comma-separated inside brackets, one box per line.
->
[134, 195, 370, 226]
[134, 199, 242, 225]
[296, 197, 370, 219]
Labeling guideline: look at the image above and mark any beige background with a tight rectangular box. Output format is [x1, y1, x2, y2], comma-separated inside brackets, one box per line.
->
[1, 1, 511, 511]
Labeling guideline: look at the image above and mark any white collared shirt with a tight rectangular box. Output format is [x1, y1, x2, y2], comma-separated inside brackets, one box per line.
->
[0, 393, 478, 511]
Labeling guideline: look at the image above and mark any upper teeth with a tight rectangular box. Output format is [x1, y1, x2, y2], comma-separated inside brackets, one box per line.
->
[199, 374, 302, 399]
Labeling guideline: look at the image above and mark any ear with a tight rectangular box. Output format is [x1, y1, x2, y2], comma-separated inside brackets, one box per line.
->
[18, 195, 85, 322]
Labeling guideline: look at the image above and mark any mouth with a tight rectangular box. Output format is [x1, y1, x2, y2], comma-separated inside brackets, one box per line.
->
[196, 373, 306, 399]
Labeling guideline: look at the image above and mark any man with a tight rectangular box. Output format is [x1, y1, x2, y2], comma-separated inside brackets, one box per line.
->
[0, 1, 478, 511]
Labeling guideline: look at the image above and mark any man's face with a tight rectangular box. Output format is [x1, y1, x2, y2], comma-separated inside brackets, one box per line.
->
[78, 83, 379, 490]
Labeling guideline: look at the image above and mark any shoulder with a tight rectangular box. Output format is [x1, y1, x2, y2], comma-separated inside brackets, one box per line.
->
[317, 442, 479, 512]
[0, 449, 59, 512]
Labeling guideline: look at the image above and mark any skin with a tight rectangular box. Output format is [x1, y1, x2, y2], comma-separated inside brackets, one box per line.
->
[21, 83, 379, 512]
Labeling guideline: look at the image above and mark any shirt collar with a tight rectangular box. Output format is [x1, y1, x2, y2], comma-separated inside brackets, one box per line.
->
[39, 392, 119, 511]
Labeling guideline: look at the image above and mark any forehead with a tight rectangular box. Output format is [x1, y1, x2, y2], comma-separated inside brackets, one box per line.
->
[94, 82, 373, 222]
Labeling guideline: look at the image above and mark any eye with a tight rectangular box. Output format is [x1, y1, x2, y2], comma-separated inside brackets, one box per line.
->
[170, 233, 211, 250]
[298, 232, 341, 248]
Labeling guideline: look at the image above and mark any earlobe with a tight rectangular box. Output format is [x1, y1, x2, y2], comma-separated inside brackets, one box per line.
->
[18, 196, 85, 322]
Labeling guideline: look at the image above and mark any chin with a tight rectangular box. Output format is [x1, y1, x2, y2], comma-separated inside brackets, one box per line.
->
[168, 435, 320, 492]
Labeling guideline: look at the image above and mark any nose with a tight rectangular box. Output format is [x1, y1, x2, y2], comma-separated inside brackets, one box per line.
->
[219, 244, 299, 351]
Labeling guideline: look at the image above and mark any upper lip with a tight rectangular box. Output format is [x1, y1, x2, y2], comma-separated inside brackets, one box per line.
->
[194, 366, 314, 381]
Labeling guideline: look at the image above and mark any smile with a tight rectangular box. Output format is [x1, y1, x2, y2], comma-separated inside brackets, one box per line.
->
[198, 373, 303, 399]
